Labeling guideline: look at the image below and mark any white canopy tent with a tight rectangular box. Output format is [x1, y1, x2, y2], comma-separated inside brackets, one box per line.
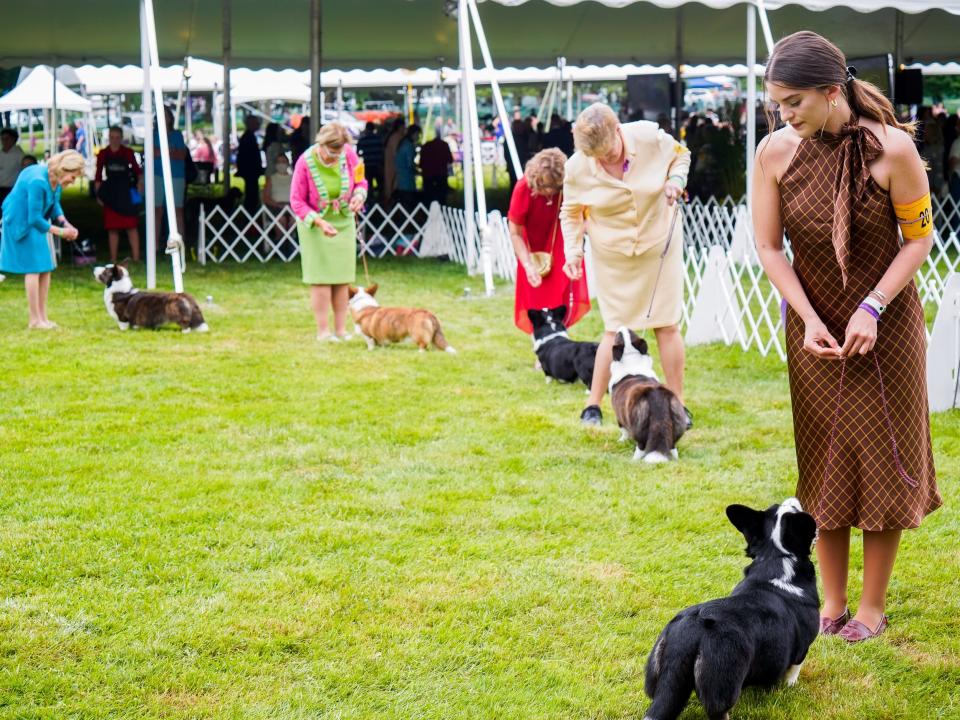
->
[0, 66, 96, 163]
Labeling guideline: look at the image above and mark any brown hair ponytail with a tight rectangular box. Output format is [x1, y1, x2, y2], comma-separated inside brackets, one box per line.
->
[765, 31, 915, 138]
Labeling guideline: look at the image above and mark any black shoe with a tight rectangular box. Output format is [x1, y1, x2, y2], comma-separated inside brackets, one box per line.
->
[683, 405, 693, 430]
[580, 404, 602, 427]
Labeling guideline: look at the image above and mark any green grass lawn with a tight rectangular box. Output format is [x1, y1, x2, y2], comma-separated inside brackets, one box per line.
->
[0, 259, 957, 719]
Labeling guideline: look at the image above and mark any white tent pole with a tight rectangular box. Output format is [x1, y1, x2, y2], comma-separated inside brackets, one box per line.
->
[566, 78, 573, 121]
[223, 0, 232, 198]
[140, 1, 156, 289]
[458, 0, 478, 279]
[144, 0, 185, 293]
[754, 0, 775, 55]
[51, 62, 57, 154]
[746, 3, 757, 216]
[674, 9, 684, 134]
[466, 0, 522, 180]
[460, 6, 493, 296]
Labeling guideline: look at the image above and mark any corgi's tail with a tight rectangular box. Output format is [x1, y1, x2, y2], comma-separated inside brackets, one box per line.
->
[432, 321, 455, 354]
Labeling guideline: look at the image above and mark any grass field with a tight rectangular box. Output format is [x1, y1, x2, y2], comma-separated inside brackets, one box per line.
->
[0, 258, 957, 719]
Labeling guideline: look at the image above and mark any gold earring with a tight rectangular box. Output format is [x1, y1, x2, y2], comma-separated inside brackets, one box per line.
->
[830, 99, 838, 108]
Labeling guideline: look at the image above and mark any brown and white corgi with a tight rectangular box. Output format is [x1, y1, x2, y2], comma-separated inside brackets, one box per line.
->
[93, 263, 208, 333]
[347, 284, 455, 353]
[610, 327, 686, 463]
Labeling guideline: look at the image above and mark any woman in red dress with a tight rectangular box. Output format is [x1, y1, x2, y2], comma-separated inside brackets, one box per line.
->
[508, 148, 590, 333]
[95, 126, 143, 263]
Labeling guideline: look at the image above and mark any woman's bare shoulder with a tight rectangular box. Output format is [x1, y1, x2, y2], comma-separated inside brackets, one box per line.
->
[755, 126, 801, 182]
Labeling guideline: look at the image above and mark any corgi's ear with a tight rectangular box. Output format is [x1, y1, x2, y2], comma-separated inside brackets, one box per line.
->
[348, 286, 359, 298]
[552, 305, 567, 322]
[526, 309, 541, 323]
[782, 512, 818, 557]
[119, 257, 132, 269]
[726, 504, 765, 546]
[367, 283, 379, 296]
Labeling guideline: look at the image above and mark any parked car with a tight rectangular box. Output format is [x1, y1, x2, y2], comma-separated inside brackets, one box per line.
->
[354, 100, 402, 124]
[120, 113, 147, 144]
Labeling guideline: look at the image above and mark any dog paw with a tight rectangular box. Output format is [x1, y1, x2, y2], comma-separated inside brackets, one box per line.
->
[182, 327, 192, 334]
[784, 664, 802, 686]
[118, 323, 129, 331]
[196, 323, 210, 333]
[632, 447, 646, 461]
[445, 346, 457, 354]
[643, 451, 670, 464]
[619, 428, 629, 442]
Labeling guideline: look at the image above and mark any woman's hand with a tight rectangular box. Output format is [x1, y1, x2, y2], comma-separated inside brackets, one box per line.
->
[563, 257, 583, 280]
[803, 315, 841, 359]
[664, 180, 684, 206]
[524, 263, 543, 288]
[349, 194, 365, 213]
[61, 225, 79, 241]
[840, 308, 878, 357]
[315, 218, 338, 237]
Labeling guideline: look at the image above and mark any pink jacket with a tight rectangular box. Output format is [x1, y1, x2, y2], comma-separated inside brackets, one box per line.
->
[290, 144, 368, 221]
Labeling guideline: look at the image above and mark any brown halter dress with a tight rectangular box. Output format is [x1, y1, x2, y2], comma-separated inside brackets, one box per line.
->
[779, 122, 941, 531]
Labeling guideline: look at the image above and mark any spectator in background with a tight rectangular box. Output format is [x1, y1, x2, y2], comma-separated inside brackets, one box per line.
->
[95, 126, 143, 263]
[382, 118, 405, 206]
[191, 129, 217, 183]
[419, 132, 453, 207]
[21, 155, 38, 169]
[262, 122, 286, 177]
[395, 124, 421, 209]
[540, 113, 574, 156]
[57, 122, 75, 152]
[949, 117, 960, 216]
[289, 116, 311, 163]
[153, 107, 187, 244]
[237, 115, 263, 213]
[920, 107, 945, 198]
[262, 151, 293, 241]
[0, 128, 25, 215]
[356, 122, 384, 205]
[74, 119, 87, 158]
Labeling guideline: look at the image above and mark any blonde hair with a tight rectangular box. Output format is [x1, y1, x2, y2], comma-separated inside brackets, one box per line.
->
[47, 149, 85, 180]
[315, 122, 350, 150]
[524, 148, 566, 196]
[573, 103, 620, 157]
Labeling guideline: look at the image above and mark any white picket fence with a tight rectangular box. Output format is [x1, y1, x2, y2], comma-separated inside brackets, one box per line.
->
[198, 195, 960, 364]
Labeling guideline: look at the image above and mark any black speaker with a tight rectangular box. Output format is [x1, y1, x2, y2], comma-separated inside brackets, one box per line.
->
[625, 74, 672, 122]
[894, 69, 923, 106]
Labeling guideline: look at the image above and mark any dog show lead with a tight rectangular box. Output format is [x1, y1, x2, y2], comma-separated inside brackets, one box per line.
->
[290, 122, 368, 343]
[752, 31, 941, 643]
[560, 102, 692, 431]
[0, 149, 83, 329]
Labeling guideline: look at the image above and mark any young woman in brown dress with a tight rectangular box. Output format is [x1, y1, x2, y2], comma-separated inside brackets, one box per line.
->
[752, 31, 942, 642]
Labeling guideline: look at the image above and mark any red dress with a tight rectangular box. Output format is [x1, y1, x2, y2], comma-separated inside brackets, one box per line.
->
[95, 146, 141, 230]
[509, 177, 590, 333]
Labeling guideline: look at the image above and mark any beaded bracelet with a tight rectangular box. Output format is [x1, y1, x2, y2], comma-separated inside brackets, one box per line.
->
[667, 174, 687, 190]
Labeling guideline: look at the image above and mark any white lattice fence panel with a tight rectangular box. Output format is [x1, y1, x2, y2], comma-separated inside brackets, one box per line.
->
[357, 203, 429, 258]
[200, 204, 301, 264]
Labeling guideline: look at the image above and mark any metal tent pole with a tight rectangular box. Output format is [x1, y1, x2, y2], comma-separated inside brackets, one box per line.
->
[140, 1, 156, 288]
[310, 0, 322, 121]
[222, 0, 232, 198]
[746, 3, 757, 216]
[466, 0, 521, 180]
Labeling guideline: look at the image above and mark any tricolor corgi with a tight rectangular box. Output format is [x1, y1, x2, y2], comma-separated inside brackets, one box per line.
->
[93, 263, 208, 333]
[610, 327, 686, 463]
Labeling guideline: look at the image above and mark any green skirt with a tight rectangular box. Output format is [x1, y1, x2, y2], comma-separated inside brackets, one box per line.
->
[298, 215, 357, 285]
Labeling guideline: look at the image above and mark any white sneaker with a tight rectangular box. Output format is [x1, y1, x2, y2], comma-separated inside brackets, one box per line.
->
[337, 333, 353, 341]
[317, 333, 341, 343]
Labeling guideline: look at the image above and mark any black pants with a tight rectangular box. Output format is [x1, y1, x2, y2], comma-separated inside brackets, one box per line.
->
[422, 176, 448, 207]
[0, 187, 10, 220]
[241, 175, 261, 213]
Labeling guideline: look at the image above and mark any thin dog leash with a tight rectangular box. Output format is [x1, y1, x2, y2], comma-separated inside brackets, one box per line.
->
[645, 196, 684, 319]
[818, 351, 919, 520]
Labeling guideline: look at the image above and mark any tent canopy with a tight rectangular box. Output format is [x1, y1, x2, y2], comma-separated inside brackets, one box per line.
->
[0, 66, 92, 112]
[2, 0, 959, 70]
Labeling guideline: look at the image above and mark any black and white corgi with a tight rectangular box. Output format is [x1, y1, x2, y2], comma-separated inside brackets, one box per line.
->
[527, 306, 598, 386]
[610, 328, 686, 463]
[643, 498, 820, 720]
[93, 263, 208, 333]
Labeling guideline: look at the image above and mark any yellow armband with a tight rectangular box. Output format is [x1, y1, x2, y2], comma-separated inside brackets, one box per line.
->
[894, 193, 933, 241]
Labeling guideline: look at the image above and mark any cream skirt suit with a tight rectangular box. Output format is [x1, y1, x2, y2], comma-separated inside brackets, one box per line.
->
[561, 121, 691, 331]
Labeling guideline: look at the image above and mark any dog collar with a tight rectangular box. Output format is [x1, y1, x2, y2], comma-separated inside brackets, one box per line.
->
[532, 330, 569, 352]
[349, 295, 378, 313]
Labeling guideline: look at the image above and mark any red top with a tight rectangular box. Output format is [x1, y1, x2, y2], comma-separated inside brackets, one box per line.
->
[508, 177, 590, 334]
[95, 145, 141, 183]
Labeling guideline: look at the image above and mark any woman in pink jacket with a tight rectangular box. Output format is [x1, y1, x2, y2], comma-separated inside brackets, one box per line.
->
[290, 123, 368, 342]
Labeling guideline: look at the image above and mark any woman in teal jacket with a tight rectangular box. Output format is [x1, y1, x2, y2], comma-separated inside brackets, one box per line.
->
[0, 150, 83, 328]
